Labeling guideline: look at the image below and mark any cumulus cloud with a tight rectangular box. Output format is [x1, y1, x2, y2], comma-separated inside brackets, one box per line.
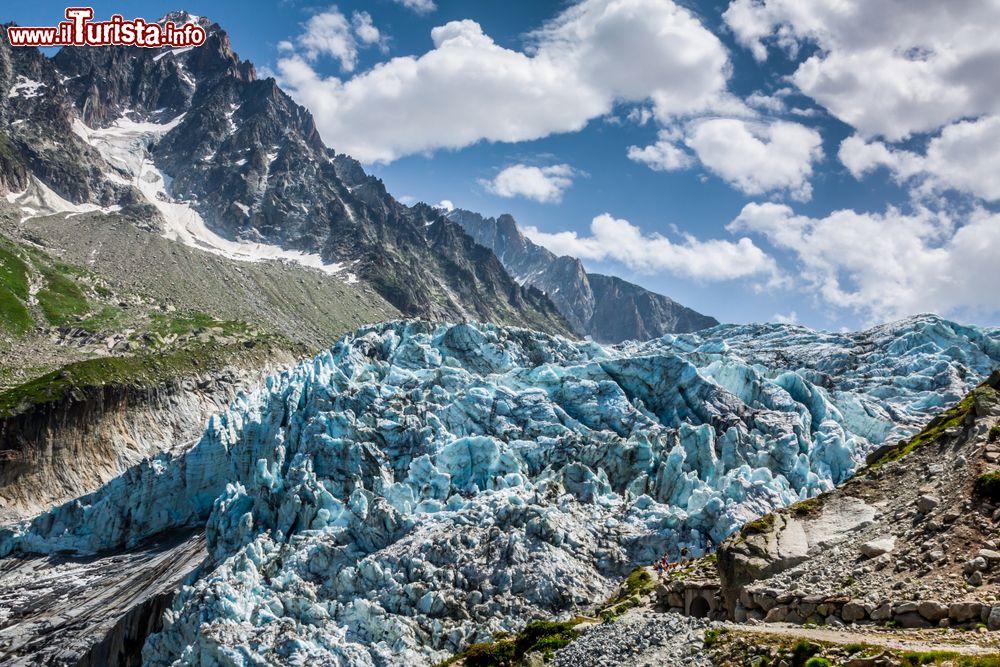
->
[276, 0, 730, 163]
[435, 199, 455, 211]
[351, 11, 381, 46]
[522, 213, 779, 282]
[628, 118, 823, 200]
[482, 164, 576, 203]
[284, 8, 384, 72]
[393, 0, 436, 14]
[773, 311, 799, 325]
[684, 118, 823, 200]
[723, 0, 1000, 141]
[626, 132, 692, 171]
[729, 202, 1000, 322]
[839, 116, 1000, 202]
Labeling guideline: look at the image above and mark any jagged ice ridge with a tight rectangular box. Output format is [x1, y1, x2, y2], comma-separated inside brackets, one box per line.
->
[2, 316, 998, 665]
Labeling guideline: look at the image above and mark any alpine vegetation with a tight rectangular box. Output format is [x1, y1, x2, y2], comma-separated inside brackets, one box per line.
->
[2, 316, 997, 665]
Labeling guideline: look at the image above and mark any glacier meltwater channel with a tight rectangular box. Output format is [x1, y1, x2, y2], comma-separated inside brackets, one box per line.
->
[2, 316, 999, 665]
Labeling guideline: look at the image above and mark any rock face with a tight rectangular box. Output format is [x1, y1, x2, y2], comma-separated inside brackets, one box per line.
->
[1, 316, 997, 665]
[0, 359, 293, 522]
[0, 19, 570, 336]
[448, 209, 717, 342]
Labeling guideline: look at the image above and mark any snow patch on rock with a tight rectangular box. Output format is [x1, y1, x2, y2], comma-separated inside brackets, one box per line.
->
[71, 114, 357, 281]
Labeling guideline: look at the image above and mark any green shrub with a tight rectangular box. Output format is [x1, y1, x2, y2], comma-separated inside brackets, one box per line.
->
[844, 643, 874, 655]
[703, 627, 729, 648]
[36, 264, 90, 325]
[461, 640, 516, 667]
[804, 658, 831, 667]
[900, 650, 960, 666]
[741, 513, 775, 536]
[976, 473, 1000, 502]
[990, 425, 1000, 442]
[0, 243, 32, 334]
[790, 641, 820, 667]
[436, 619, 582, 666]
[873, 390, 980, 466]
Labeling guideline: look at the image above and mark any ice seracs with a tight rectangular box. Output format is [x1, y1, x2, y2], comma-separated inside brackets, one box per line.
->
[1, 316, 997, 665]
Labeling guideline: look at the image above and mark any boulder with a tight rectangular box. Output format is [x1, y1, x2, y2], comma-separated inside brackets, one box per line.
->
[859, 537, 895, 558]
[752, 590, 777, 612]
[978, 548, 1000, 564]
[989, 605, 1000, 631]
[842, 601, 869, 622]
[917, 600, 949, 622]
[870, 602, 892, 621]
[917, 495, 940, 513]
[765, 605, 788, 623]
[965, 557, 988, 574]
[949, 601, 984, 623]
[894, 612, 933, 629]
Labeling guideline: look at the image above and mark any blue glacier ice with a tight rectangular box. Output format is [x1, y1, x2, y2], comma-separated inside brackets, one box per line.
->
[1, 315, 998, 665]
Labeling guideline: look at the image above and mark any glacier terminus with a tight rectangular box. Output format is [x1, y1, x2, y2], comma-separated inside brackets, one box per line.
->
[2, 315, 998, 665]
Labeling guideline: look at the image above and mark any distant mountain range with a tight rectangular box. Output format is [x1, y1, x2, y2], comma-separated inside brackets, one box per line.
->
[448, 209, 718, 342]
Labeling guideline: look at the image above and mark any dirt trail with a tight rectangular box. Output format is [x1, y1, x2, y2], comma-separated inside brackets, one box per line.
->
[724, 622, 1000, 656]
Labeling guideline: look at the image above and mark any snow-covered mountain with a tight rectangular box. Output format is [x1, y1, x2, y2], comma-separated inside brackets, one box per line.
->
[2, 315, 997, 665]
[449, 208, 718, 342]
[0, 17, 569, 335]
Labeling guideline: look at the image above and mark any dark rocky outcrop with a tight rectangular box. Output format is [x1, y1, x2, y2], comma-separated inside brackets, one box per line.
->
[0, 529, 207, 666]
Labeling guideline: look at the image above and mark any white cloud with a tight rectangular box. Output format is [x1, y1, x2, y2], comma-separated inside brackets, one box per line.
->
[352, 11, 381, 46]
[482, 164, 576, 203]
[629, 119, 823, 199]
[723, 0, 1000, 141]
[276, 0, 730, 163]
[435, 199, 455, 211]
[522, 213, 779, 282]
[773, 311, 798, 325]
[839, 116, 1000, 202]
[684, 118, 823, 200]
[393, 0, 437, 14]
[287, 8, 385, 73]
[627, 132, 692, 171]
[729, 202, 1000, 322]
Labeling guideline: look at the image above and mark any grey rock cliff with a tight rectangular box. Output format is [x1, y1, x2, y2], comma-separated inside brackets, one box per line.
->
[448, 208, 718, 342]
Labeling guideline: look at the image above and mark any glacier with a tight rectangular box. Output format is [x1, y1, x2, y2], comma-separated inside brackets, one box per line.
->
[1, 315, 998, 665]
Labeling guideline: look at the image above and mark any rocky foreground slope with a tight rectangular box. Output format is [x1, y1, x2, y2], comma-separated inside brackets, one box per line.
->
[0, 316, 997, 665]
[717, 369, 1000, 629]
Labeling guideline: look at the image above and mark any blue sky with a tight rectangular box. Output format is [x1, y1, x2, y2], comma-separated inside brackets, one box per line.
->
[11, 1, 1000, 331]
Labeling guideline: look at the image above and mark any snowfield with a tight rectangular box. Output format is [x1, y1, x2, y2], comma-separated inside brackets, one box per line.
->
[69, 114, 354, 279]
[1, 316, 998, 665]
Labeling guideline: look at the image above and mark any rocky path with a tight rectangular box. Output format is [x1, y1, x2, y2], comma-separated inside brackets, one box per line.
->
[724, 622, 1000, 655]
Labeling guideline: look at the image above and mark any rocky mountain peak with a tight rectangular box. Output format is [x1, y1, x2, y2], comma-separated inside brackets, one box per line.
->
[0, 21, 571, 335]
[448, 207, 718, 342]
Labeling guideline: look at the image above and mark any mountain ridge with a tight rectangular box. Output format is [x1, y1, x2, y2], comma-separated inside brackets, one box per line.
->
[447, 207, 718, 342]
[0, 17, 572, 337]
